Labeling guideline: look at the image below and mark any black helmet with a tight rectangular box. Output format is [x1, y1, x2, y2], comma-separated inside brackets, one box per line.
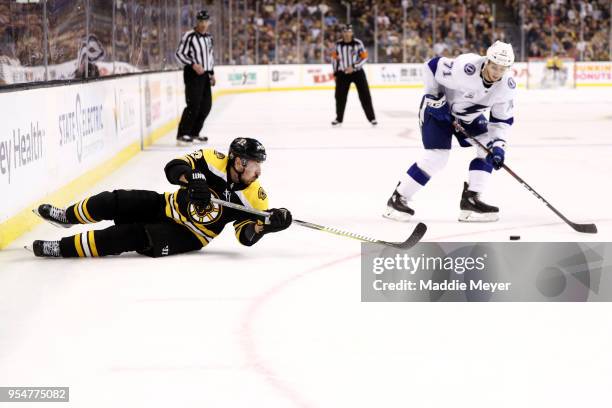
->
[196, 9, 210, 21]
[229, 138, 266, 162]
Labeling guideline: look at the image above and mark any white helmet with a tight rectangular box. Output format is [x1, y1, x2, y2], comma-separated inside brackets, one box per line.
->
[486, 41, 514, 67]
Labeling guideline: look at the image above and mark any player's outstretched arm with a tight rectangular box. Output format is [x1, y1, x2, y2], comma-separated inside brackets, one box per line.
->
[233, 208, 292, 247]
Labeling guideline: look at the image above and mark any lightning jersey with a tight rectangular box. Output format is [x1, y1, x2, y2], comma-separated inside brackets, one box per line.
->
[424, 53, 516, 141]
[163, 149, 269, 246]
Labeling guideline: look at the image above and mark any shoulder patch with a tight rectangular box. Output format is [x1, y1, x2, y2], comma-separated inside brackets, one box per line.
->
[258, 187, 267, 200]
[203, 148, 229, 175]
[240, 181, 269, 211]
[464, 63, 476, 75]
[507, 77, 516, 89]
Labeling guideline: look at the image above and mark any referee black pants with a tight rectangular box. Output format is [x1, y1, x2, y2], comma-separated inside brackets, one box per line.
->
[335, 70, 376, 122]
[177, 66, 212, 139]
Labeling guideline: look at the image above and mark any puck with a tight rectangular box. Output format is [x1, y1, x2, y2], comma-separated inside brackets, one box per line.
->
[509, 235, 521, 240]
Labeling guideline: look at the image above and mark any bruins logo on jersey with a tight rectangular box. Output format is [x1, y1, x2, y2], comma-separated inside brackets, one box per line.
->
[258, 187, 267, 200]
[214, 150, 226, 159]
[187, 190, 223, 225]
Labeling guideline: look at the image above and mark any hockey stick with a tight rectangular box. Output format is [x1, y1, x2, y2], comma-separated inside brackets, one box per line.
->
[202, 197, 427, 249]
[454, 122, 597, 234]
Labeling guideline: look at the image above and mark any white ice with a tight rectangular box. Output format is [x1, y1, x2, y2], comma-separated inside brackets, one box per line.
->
[1, 87, 612, 407]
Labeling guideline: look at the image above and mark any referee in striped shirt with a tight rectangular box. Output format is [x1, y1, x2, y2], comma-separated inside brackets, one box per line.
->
[175, 9, 216, 145]
[331, 24, 377, 127]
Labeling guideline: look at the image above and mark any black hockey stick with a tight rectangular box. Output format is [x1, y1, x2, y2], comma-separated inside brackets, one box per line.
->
[454, 122, 597, 234]
[292, 219, 428, 249]
[193, 198, 427, 249]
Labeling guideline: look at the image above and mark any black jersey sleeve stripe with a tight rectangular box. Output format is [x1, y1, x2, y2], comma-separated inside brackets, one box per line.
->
[209, 40, 215, 72]
[176, 32, 194, 65]
[194, 36, 205, 66]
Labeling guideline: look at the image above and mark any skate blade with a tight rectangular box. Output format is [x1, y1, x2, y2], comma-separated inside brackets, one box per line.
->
[458, 210, 499, 223]
[176, 140, 193, 147]
[24, 244, 33, 253]
[193, 137, 209, 144]
[382, 207, 413, 222]
[31, 208, 71, 228]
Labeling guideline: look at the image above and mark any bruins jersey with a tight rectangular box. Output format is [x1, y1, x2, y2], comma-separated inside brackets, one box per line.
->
[164, 148, 269, 246]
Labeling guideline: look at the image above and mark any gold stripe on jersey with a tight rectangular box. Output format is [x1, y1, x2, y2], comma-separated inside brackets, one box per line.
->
[192, 220, 218, 239]
[169, 200, 210, 245]
[88, 231, 99, 257]
[170, 192, 186, 221]
[171, 194, 218, 239]
[183, 154, 196, 169]
[164, 192, 174, 218]
[74, 234, 85, 257]
[163, 192, 215, 246]
[203, 149, 228, 178]
[234, 220, 251, 230]
[234, 220, 254, 239]
[181, 222, 210, 246]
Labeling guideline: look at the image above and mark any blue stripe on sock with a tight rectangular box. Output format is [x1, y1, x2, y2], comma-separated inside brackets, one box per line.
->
[469, 158, 493, 173]
[407, 163, 430, 186]
[490, 115, 514, 125]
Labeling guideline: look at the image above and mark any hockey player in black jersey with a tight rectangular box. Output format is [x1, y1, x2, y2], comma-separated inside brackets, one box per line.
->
[30, 138, 292, 258]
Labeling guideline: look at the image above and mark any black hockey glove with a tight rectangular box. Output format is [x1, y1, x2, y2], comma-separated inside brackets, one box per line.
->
[186, 171, 211, 207]
[263, 208, 292, 233]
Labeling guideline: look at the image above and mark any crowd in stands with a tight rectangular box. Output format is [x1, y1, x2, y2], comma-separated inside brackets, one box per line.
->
[350, 0, 507, 62]
[223, 0, 342, 64]
[0, 1, 610, 84]
[510, 0, 611, 61]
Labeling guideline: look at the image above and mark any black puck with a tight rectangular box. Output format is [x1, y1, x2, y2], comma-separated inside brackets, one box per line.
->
[509, 235, 521, 240]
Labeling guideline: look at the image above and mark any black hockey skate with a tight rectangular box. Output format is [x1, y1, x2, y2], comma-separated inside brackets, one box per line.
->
[458, 182, 499, 222]
[193, 134, 209, 144]
[331, 119, 342, 127]
[33, 204, 72, 228]
[176, 135, 193, 146]
[383, 189, 415, 222]
[32, 240, 62, 257]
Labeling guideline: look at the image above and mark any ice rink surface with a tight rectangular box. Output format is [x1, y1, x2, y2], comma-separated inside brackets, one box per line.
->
[1, 87, 612, 407]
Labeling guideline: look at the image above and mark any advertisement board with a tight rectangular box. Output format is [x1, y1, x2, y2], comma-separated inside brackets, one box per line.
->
[575, 62, 612, 85]
[0, 71, 181, 225]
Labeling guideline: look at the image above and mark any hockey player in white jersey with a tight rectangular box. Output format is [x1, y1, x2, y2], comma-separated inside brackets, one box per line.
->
[384, 41, 516, 222]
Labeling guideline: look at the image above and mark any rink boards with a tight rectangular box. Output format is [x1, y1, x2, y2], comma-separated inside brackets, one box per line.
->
[0, 61, 611, 248]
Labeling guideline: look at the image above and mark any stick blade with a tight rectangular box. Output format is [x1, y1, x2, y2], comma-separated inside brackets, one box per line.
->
[571, 223, 598, 234]
[387, 222, 427, 249]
